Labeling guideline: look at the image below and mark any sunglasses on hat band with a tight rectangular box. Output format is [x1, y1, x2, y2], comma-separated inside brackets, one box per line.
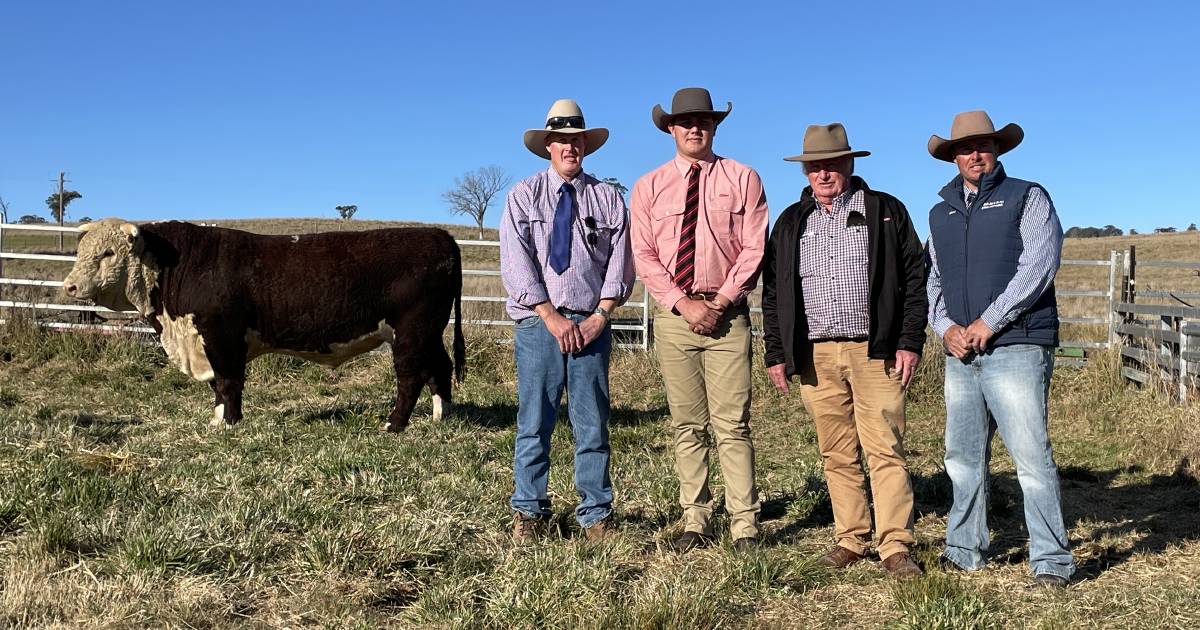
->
[546, 116, 585, 130]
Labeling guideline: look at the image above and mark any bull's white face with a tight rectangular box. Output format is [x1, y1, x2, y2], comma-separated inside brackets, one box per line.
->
[62, 218, 143, 312]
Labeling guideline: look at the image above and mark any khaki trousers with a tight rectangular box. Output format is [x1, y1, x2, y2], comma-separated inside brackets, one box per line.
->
[654, 305, 760, 539]
[798, 340, 915, 560]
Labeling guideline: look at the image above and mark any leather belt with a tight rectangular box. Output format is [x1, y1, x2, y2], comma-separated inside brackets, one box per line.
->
[686, 291, 720, 301]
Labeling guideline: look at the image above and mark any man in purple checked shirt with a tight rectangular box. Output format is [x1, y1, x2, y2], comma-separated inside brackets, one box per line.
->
[500, 99, 634, 545]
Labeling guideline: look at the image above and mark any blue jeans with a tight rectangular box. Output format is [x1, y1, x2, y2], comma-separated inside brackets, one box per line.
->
[943, 344, 1075, 579]
[510, 313, 613, 528]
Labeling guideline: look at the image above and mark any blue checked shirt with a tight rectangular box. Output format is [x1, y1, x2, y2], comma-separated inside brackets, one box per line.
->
[926, 185, 1062, 337]
[798, 186, 870, 339]
[500, 168, 635, 321]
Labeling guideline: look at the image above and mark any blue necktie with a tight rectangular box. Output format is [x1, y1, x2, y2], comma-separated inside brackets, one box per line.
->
[549, 182, 574, 274]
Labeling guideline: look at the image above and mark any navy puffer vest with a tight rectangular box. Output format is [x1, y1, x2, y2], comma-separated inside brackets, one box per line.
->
[928, 162, 1058, 347]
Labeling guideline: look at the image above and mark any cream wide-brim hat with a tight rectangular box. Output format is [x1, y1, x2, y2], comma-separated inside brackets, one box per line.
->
[782, 122, 871, 162]
[928, 110, 1024, 162]
[523, 99, 609, 160]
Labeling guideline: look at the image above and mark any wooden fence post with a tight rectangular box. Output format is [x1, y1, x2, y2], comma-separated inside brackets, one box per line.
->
[1181, 330, 1191, 404]
[1107, 249, 1119, 348]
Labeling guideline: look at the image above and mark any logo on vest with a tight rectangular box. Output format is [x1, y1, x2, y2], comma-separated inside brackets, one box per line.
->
[980, 200, 1005, 210]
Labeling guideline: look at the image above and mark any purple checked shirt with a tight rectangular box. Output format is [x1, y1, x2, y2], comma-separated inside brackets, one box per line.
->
[500, 168, 635, 320]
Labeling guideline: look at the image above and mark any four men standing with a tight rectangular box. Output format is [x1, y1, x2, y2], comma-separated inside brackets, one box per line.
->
[497, 95, 1072, 586]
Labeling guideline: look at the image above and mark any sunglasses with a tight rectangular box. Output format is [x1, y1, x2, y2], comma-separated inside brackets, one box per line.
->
[584, 216, 598, 245]
[546, 115, 585, 130]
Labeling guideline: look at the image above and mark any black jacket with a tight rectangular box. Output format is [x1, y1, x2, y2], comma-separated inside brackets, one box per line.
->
[762, 177, 927, 377]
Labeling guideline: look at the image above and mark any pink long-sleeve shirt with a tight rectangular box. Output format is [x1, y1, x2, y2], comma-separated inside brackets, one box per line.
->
[630, 154, 769, 310]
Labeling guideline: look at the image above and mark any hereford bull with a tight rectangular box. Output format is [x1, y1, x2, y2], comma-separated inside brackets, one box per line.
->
[62, 218, 465, 431]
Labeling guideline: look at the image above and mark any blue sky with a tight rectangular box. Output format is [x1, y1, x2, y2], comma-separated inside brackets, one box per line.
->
[2, 1, 1197, 236]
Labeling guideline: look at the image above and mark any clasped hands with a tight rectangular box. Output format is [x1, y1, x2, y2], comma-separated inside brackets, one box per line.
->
[943, 319, 995, 360]
[542, 310, 606, 354]
[675, 295, 729, 336]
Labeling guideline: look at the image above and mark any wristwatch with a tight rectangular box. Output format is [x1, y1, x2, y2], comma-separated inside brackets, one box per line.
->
[593, 305, 610, 321]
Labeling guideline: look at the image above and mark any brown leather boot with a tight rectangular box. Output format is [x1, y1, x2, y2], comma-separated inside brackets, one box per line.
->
[882, 552, 924, 579]
[513, 512, 547, 546]
[818, 545, 867, 569]
[583, 516, 615, 541]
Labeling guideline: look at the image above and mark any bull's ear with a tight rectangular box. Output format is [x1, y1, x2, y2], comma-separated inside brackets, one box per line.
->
[119, 223, 139, 239]
[78, 222, 96, 233]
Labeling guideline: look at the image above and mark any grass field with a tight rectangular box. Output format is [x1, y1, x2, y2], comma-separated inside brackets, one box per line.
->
[1, 220, 1198, 628]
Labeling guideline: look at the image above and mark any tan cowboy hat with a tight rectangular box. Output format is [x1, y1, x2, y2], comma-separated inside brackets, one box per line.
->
[523, 99, 609, 159]
[783, 123, 871, 162]
[651, 87, 732, 133]
[928, 110, 1024, 162]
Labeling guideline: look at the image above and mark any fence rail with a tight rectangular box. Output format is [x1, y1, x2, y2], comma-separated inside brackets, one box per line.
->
[1, 223, 1197, 402]
[1113, 245, 1200, 402]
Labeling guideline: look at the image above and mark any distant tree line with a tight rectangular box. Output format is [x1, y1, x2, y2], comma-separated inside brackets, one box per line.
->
[1064, 225, 1123, 238]
[1065, 223, 1197, 238]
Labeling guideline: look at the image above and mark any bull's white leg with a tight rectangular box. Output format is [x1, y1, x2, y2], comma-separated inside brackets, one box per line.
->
[210, 403, 226, 429]
[432, 394, 446, 420]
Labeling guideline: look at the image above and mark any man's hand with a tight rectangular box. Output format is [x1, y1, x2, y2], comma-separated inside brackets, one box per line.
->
[964, 318, 995, 352]
[892, 349, 920, 389]
[943, 324, 972, 360]
[676, 298, 720, 335]
[542, 311, 584, 354]
[578, 314, 607, 348]
[767, 363, 790, 394]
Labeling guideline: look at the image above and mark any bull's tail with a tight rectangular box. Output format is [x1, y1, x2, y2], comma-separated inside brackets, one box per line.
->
[452, 249, 466, 383]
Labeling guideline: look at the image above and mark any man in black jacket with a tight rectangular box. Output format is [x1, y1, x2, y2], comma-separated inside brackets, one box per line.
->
[762, 123, 927, 579]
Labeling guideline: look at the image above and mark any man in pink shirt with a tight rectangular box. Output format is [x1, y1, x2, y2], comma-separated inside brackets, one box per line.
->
[630, 87, 770, 552]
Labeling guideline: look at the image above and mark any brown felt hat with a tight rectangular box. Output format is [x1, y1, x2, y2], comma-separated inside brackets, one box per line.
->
[928, 110, 1024, 162]
[651, 87, 732, 133]
[523, 99, 609, 160]
[783, 123, 871, 162]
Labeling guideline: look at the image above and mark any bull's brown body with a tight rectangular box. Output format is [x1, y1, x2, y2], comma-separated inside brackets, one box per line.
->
[65, 220, 464, 430]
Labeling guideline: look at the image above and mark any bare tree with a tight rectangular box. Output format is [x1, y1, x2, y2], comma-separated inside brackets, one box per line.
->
[336, 204, 358, 220]
[443, 166, 511, 239]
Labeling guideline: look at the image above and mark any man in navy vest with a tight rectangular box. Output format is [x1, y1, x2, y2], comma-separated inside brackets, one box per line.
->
[925, 111, 1074, 588]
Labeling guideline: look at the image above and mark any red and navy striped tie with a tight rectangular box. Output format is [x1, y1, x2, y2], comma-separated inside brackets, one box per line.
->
[674, 162, 701, 291]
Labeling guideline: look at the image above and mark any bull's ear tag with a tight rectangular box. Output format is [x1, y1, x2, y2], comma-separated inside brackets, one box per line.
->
[119, 223, 139, 238]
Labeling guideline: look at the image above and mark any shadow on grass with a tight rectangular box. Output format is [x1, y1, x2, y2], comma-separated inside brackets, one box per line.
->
[911, 464, 1200, 578]
[297, 401, 380, 425]
[72, 413, 143, 446]
[451, 401, 669, 429]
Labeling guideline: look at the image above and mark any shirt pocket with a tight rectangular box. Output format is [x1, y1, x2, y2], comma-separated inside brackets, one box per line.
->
[525, 216, 551, 268]
[844, 225, 869, 267]
[708, 192, 744, 238]
[650, 199, 685, 257]
[585, 214, 615, 262]
[797, 230, 821, 278]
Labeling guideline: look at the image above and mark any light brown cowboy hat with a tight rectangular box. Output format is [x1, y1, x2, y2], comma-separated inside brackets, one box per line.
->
[928, 110, 1024, 162]
[651, 87, 732, 133]
[523, 99, 609, 159]
[783, 123, 871, 162]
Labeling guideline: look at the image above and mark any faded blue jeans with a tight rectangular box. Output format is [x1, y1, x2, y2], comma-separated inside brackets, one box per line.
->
[510, 313, 613, 528]
[942, 344, 1075, 579]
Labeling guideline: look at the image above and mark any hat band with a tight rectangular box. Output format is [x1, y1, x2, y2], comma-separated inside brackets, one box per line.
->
[546, 115, 585, 130]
